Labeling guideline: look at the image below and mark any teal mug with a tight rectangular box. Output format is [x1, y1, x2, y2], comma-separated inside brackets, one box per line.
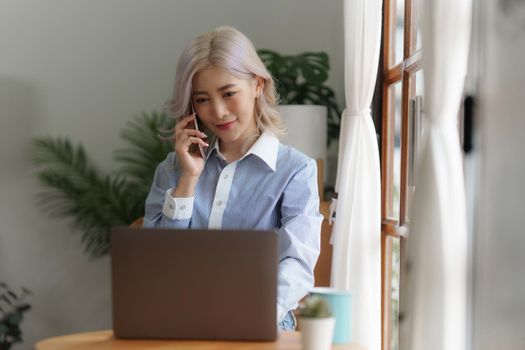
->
[310, 287, 352, 344]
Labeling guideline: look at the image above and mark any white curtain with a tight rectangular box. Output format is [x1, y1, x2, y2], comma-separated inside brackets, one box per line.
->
[400, 0, 472, 349]
[330, 1, 382, 349]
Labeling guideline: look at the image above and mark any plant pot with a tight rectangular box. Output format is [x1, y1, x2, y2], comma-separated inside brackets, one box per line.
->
[298, 316, 335, 350]
[277, 105, 327, 162]
[278, 104, 329, 197]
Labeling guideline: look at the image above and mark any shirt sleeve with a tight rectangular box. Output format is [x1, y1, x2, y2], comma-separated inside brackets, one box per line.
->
[162, 189, 194, 220]
[143, 153, 193, 229]
[276, 158, 323, 322]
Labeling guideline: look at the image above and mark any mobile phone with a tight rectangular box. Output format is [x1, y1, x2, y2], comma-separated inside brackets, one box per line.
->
[189, 102, 208, 158]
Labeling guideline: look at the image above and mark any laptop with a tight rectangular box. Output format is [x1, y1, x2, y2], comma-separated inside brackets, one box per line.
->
[110, 227, 278, 341]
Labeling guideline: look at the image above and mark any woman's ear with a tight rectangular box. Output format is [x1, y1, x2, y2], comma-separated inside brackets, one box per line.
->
[254, 76, 265, 97]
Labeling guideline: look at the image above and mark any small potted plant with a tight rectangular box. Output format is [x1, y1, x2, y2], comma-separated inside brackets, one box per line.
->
[297, 294, 335, 350]
[0, 282, 32, 350]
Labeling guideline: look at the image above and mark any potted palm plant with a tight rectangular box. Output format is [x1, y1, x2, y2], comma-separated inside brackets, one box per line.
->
[297, 294, 335, 350]
[32, 111, 173, 258]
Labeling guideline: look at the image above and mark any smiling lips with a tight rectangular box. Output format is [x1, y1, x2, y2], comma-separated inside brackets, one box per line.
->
[216, 120, 236, 130]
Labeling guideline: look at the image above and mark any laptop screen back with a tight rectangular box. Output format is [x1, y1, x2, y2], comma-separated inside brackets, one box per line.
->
[111, 227, 278, 341]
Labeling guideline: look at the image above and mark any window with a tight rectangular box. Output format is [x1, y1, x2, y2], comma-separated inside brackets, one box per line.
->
[380, 0, 423, 349]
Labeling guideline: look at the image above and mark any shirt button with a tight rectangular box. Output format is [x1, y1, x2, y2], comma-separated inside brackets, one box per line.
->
[169, 204, 174, 210]
[180, 205, 186, 210]
[223, 174, 229, 179]
[216, 200, 223, 207]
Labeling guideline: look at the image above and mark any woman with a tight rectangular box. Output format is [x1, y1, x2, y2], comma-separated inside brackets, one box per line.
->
[144, 26, 323, 331]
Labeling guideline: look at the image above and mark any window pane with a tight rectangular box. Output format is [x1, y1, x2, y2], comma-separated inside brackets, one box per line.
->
[415, 0, 422, 51]
[393, 82, 402, 220]
[385, 81, 403, 220]
[390, 236, 401, 350]
[406, 70, 424, 222]
[415, 68, 424, 97]
[395, 0, 405, 63]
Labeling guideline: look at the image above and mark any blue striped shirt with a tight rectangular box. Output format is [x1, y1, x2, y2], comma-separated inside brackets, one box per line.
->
[144, 132, 323, 322]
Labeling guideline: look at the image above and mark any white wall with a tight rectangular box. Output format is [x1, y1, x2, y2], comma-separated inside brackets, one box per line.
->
[471, 0, 525, 349]
[0, 1, 344, 348]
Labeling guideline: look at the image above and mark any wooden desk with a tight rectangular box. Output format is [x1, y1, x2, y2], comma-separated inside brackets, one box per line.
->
[36, 330, 365, 350]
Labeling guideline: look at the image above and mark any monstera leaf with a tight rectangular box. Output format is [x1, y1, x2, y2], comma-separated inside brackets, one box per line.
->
[257, 49, 341, 144]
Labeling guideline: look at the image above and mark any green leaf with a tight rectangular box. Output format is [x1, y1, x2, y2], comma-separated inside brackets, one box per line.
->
[298, 295, 332, 318]
[2, 296, 12, 306]
[295, 52, 329, 84]
[114, 111, 173, 187]
[6, 312, 22, 326]
[6, 291, 17, 301]
[16, 304, 30, 313]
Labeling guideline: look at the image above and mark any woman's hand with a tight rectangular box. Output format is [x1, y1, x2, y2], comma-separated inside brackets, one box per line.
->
[174, 113, 209, 179]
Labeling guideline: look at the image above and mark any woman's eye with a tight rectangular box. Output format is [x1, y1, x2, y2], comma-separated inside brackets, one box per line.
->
[195, 98, 208, 104]
[224, 91, 237, 98]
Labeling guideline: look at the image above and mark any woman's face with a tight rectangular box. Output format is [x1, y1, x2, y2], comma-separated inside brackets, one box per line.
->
[191, 66, 263, 149]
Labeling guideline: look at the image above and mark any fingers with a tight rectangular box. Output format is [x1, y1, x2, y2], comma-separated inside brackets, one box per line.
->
[175, 136, 209, 155]
[179, 129, 208, 147]
[175, 128, 209, 154]
[174, 113, 197, 139]
[187, 136, 209, 148]
[182, 128, 207, 139]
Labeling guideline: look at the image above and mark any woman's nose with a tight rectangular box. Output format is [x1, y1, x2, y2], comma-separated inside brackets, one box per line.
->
[210, 100, 228, 120]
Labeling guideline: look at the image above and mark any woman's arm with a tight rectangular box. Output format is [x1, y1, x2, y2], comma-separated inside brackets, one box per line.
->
[143, 153, 194, 229]
[144, 113, 208, 228]
[276, 158, 323, 322]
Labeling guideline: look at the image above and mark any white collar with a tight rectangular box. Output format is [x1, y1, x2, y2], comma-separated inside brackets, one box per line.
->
[207, 131, 279, 172]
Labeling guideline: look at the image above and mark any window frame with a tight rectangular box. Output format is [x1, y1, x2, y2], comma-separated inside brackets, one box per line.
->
[379, 0, 422, 349]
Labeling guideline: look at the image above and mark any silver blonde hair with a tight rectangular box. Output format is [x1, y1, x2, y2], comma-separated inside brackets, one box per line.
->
[165, 26, 286, 139]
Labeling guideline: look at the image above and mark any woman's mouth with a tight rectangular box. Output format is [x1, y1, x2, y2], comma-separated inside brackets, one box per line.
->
[216, 120, 236, 130]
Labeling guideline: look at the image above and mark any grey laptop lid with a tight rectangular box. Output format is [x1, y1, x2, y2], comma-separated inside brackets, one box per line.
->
[111, 227, 278, 341]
